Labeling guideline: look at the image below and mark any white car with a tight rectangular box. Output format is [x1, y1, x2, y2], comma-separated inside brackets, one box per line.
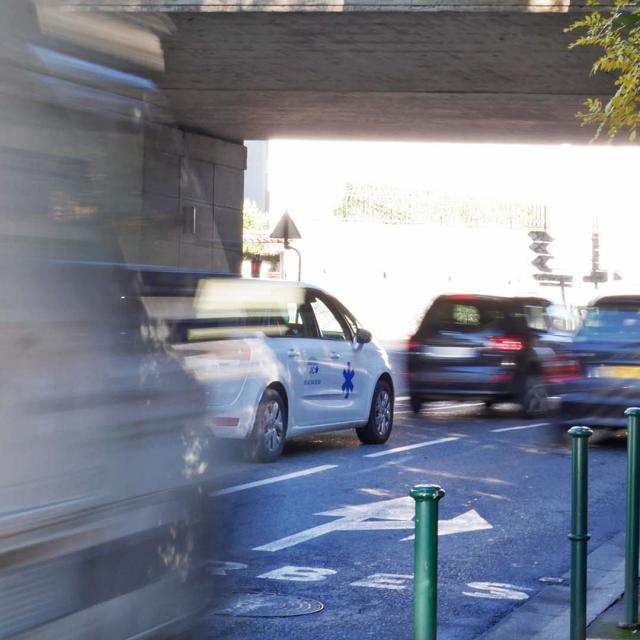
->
[175, 278, 395, 462]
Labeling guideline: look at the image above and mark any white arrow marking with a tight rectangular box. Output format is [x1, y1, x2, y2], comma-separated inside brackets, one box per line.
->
[400, 508, 492, 541]
[253, 496, 492, 552]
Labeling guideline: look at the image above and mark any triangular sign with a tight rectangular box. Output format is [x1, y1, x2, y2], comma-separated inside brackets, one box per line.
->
[270, 211, 302, 241]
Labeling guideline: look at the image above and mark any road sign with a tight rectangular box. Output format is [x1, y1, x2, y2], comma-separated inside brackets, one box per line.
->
[583, 233, 608, 288]
[528, 229, 554, 274]
[534, 274, 573, 283]
[270, 211, 301, 243]
[529, 242, 551, 255]
[528, 230, 553, 243]
[531, 255, 552, 272]
[583, 270, 608, 284]
[270, 210, 302, 280]
[253, 496, 492, 552]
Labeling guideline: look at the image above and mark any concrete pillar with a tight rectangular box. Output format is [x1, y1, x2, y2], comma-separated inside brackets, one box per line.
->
[136, 123, 246, 274]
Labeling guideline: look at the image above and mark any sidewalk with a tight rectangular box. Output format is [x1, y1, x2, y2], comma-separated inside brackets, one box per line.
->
[588, 593, 640, 640]
[479, 532, 626, 640]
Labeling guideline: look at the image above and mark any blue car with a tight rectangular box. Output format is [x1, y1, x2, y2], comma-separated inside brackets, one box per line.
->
[554, 295, 640, 429]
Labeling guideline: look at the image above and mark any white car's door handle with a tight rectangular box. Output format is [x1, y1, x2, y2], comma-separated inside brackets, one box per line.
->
[330, 352, 340, 360]
[287, 349, 300, 358]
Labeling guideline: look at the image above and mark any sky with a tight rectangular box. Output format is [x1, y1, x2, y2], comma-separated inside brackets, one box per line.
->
[267, 140, 639, 226]
[259, 140, 640, 337]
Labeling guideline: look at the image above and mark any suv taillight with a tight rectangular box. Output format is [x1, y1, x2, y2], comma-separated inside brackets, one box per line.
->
[485, 336, 525, 351]
[407, 335, 422, 351]
[545, 357, 582, 383]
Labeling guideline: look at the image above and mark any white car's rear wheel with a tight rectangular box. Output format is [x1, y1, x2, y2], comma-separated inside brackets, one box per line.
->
[245, 388, 287, 463]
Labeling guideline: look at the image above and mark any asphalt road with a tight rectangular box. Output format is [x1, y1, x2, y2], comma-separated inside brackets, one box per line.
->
[204, 346, 627, 640]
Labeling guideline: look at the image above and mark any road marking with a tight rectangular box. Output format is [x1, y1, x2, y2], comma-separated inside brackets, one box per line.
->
[351, 573, 413, 591]
[364, 436, 459, 458]
[396, 395, 410, 401]
[207, 560, 248, 576]
[462, 582, 531, 601]
[399, 509, 492, 540]
[259, 566, 337, 582]
[490, 422, 549, 433]
[210, 464, 338, 497]
[254, 495, 492, 552]
[426, 402, 485, 411]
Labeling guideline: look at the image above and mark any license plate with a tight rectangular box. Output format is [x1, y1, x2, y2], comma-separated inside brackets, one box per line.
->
[422, 346, 477, 359]
[590, 365, 640, 379]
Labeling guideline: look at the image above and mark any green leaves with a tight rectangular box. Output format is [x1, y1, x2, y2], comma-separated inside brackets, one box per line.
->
[616, 13, 640, 26]
[567, 0, 640, 140]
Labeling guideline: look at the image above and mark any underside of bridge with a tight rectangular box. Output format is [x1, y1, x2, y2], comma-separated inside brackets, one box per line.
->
[37, 1, 622, 275]
[76, 1, 616, 143]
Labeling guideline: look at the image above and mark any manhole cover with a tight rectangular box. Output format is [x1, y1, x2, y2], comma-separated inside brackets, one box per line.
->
[212, 592, 324, 618]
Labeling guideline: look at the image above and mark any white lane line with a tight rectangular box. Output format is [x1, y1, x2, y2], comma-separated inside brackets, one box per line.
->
[490, 422, 549, 433]
[427, 402, 486, 411]
[396, 395, 410, 401]
[364, 436, 459, 458]
[210, 464, 338, 497]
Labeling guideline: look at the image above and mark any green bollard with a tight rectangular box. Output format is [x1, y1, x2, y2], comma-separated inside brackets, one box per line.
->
[410, 484, 445, 640]
[568, 426, 592, 640]
[620, 407, 640, 630]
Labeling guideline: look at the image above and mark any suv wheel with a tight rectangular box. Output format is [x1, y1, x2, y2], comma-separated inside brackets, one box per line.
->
[520, 374, 548, 418]
[245, 388, 286, 463]
[357, 380, 394, 444]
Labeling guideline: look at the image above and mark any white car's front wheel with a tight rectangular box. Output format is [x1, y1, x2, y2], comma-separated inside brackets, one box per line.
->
[245, 388, 287, 463]
[356, 379, 394, 445]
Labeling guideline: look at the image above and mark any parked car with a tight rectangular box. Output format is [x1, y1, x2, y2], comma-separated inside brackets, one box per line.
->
[406, 294, 562, 417]
[553, 295, 640, 429]
[169, 278, 395, 462]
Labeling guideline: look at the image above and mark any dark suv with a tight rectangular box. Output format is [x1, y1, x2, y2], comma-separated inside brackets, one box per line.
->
[407, 294, 558, 417]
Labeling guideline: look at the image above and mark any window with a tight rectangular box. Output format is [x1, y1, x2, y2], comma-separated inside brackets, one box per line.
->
[187, 280, 313, 339]
[579, 307, 640, 340]
[418, 297, 506, 338]
[341, 309, 358, 338]
[282, 301, 311, 338]
[333, 298, 359, 340]
[310, 295, 348, 341]
[523, 305, 548, 332]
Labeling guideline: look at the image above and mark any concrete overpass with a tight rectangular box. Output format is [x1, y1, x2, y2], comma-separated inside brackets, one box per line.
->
[34, 1, 620, 275]
[67, 0, 615, 143]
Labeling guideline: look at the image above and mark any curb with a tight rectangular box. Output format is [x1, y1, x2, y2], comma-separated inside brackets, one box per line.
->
[479, 532, 625, 640]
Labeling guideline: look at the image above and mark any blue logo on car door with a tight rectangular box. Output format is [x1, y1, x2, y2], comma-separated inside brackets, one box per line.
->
[342, 362, 355, 399]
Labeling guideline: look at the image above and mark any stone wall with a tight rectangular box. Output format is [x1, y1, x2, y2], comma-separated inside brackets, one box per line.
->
[133, 124, 246, 273]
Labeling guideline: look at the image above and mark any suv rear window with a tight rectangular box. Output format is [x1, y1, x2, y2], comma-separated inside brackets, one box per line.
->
[417, 297, 509, 338]
[578, 306, 640, 341]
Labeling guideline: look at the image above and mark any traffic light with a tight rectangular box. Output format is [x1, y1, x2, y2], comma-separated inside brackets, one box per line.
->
[528, 230, 553, 274]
